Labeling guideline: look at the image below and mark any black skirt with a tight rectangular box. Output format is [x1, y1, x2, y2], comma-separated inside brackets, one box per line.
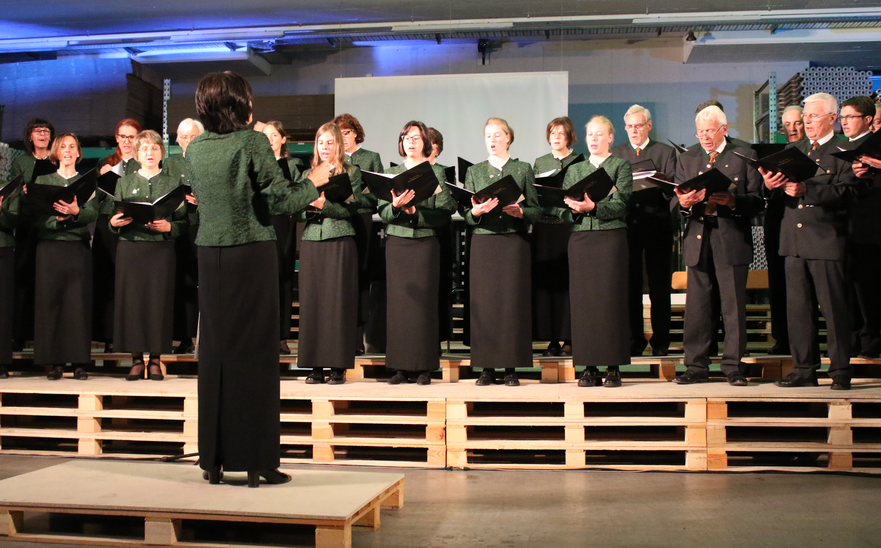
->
[113, 240, 175, 354]
[0, 247, 13, 365]
[172, 222, 199, 341]
[34, 240, 92, 365]
[91, 214, 118, 343]
[197, 241, 280, 472]
[532, 221, 572, 341]
[569, 229, 630, 367]
[386, 236, 440, 372]
[469, 233, 533, 369]
[297, 237, 358, 370]
[271, 215, 296, 340]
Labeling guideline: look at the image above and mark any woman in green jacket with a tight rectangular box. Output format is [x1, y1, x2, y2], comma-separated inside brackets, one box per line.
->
[110, 130, 188, 381]
[185, 71, 329, 488]
[380, 121, 456, 385]
[26, 133, 98, 380]
[465, 118, 541, 387]
[296, 122, 363, 385]
[561, 116, 633, 388]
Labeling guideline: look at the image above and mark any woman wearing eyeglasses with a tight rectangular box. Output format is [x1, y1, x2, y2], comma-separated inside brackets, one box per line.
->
[380, 121, 456, 385]
[109, 131, 188, 381]
[562, 116, 632, 389]
[332, 114, 381, 355]
[466, 117, 541, 387]
[93, 119, 142, 362]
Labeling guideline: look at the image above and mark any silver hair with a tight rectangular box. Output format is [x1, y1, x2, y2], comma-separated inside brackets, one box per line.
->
[695, 105, 727, 127]
[624, 104, 652, 122]
[803, 93, 838, 114]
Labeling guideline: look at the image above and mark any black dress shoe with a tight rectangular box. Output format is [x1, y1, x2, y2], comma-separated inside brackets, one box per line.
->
[577, 367, 602, 387]
[830, 376, 852, 391]
[476, 368, 495, 386]
[774, 371, 819, 387]
[504, 372, 520, 386]
[73, 367, 88, 380]
[542, 345, 561, 357]
[559, 344, 572, 356]
[388, 370, 408, 385]
[651, 348, 669, 357]
[0, 366, 9, 379]
[203, 466, 222, 484]
[247, 469, 292, 488]
[305, 368, 325, 384]
[279, 340, 291, 355]
[673, 370, 709, 384]
[126, 360, 145, 381]
[174, 339, 193, 355]
[147, 360, 164, 381]
[327, 368, 346, 385]
[47, 366, 64, 380]
[603, 367, 622, 388]
[767, 343, 790, 355]
[416, 372, 431, 385]
[727, 371, 748, 386]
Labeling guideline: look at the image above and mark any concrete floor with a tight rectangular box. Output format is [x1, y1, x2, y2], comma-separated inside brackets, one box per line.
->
[1, 456, 880, 548]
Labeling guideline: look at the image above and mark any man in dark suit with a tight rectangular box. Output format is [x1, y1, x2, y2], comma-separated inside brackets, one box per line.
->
[611, 104, 676, 357]
[694, 100, 752, 150]
[673, 106, 763, 386]
[762, 93, 862, 390]
[841, 95, 881, 358]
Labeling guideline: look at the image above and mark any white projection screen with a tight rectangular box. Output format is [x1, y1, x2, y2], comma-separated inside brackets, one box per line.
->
[334, 72, 568, 177]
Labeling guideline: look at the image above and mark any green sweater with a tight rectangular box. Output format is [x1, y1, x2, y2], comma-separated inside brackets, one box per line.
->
[161, 154, 199, 227]
[97, 156, 141, 215]
[111, 172, 188, 241]
[297, 166, 364, 241]
[30, 172, 99, 241]
[184, 129, 319, 247]
[11, 154, 44, 183]
[559, 155, 632, 231]
[347, 148, 380, 215]
[378, 163, 456, 239]
[0, 180, 20, 248]
[463, 159, 540, 235]
[532, 150, 580, 176]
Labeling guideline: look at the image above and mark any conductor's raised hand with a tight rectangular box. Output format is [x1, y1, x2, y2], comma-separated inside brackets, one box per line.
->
[309, 162, 333, 188]
[564, 192, 595, 214]
[110, 211, 133, 228]
[310, 192, 327, 210]
[674, 187, 705, 209]
[470, 196, 498, 217]
[759, 166, 789, 190]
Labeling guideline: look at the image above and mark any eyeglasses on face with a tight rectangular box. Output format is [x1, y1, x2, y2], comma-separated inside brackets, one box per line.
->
[32, 128, 52, 135]
[802, 113, 833, 122]
[401, 135, 423, 143]
[117, 134, 136, 142]
[624, 123, 647, 131]
[695, 126, 724, 138]
[839, 114, 871, 122]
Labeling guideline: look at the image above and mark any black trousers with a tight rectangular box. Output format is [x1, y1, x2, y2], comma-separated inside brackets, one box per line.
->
[763, 208, 789, 348]
[848, 243, 881, 354]
[683, 229, 748, 375]
[626, 217, 672, 351]
[786, 256, 852, 378]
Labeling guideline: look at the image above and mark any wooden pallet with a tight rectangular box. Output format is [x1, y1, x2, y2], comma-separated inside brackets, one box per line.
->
[0, 461, 404, 548]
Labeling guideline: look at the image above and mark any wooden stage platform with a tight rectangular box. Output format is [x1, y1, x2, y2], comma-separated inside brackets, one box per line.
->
[1, 376, 880, 474]
[0, 460, 404, 548]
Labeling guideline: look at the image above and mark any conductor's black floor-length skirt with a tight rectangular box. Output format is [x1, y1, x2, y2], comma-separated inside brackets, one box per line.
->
[569, 229, 630, 367]
[197, 241, 280, 473]
[385, 235, 440, 372]
[34, 240, 92, 365]
[469, 233, 533, 370]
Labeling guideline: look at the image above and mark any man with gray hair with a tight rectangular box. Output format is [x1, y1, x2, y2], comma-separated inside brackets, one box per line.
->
[611, 104, 676, 357]
[781, 105, 806, 143]
[762, 93, 861, 390]
[672, 106, 763, 386]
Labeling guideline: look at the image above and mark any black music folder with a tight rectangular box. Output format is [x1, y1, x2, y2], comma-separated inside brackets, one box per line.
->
[27, 169, 98, 216]
[831, 130, 881, 164]
[534, 167, 616, 208]
[31, 159, 57, 183]
[534, 153, 586, 189]
[115, 185, 187, 225]
[96, 171, 122, 197]
[320, 172, 354, 203]
[457, 157, 474, 184]
[732, 147, 823, 182]
[668, 140, 689, 154]
[361, 161, 441, 206]
[0, 175, 24, 201]
[444, 174, 523, 211]
[443, 165, 456, 185]
[630, 159, 668, 192]
[649, 168, 733, 200]
[278, 158, 295, 182]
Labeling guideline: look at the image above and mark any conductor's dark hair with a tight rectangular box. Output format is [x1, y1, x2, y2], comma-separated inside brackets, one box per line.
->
[23, 118, 55, 155]
[332, 113, 365, 144]
[195, 71, 253, 134]
[546, 117, 577, 147]
[397, 121, 433, 158]
[695, 100, 724, 115]
[428, 127, 444, 155]
[841, 95, 876, 118]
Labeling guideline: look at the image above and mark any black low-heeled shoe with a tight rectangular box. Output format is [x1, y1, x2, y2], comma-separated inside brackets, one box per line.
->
[248, 469, 292, 488]
[0, 366, 9, 379]
[47, 365, 64, 380]
[202, 466, 223, 484]
[126, 360, 145, 381]
[73, 367, 88, 380]
[148, 361, 164, 381]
